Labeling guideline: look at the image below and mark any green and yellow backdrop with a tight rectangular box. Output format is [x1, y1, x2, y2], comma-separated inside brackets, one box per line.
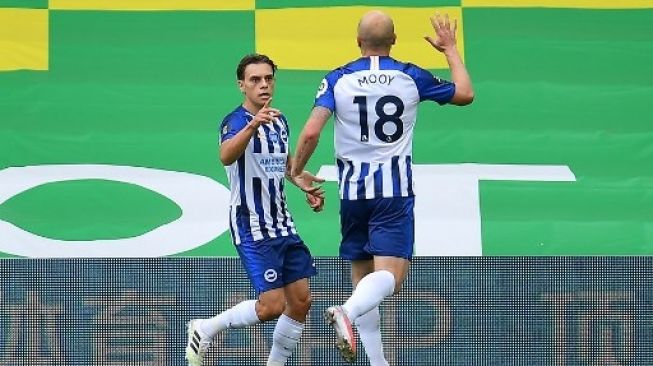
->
[1, 0, 651, 257]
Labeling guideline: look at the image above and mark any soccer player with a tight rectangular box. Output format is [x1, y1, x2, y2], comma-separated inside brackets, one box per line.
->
[185, 54, 325, 366]
[289, 10, 474, 365]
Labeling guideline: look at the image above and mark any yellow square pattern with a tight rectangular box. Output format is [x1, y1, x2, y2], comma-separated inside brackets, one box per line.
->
[256, 6, 464, 71]
[49, 0, 254, 11]
[0, 8, 49, 71]
[3, 2, 646, 73]
[462, 0, 651, 8]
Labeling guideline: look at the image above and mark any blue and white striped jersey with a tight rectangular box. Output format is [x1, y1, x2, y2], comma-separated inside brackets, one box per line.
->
[220, 105, 297, 245]
[314, 56, 456, 200]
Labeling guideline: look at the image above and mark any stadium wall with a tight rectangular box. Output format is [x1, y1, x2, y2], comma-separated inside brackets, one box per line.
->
[1, 257, 651, 365]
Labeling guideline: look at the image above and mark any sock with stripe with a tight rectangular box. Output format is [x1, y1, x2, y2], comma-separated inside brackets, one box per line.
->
[355, 307, 389, 366]
[199, 299, 261, 339]
[342, 270, 395, 321]
[267, 314, 304, 365]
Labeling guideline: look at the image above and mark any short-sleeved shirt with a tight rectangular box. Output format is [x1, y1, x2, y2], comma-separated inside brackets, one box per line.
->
[314, 55, 455, 200]
[220, 105, 297, 245]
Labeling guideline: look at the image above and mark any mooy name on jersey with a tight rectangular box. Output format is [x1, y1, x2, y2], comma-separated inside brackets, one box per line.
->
[357, 73, 395, 87]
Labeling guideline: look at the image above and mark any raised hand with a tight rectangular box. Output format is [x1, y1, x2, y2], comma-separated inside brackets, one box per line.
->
[251, 98, 281, 128]
[424, 12, 458, 53]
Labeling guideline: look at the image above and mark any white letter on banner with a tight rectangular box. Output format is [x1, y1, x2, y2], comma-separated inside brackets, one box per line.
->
[317, 163, 576, 256]
[0, 165, 230, 257]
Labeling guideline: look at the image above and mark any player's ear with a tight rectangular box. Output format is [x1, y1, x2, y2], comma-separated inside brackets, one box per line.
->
[357, 37, 362, 48]
[391, 34, 396, 45]
[237, 80, 245, 94]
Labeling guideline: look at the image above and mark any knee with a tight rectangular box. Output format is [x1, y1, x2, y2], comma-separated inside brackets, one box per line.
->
[374, 267, 405, 295]
[287, 294, 312, 318]
[376, 269, 401, 295]
[256, 300, 286, 322]
[297, 294, 313, 314]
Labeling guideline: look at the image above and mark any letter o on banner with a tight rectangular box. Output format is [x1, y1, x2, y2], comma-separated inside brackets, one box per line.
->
[0, 165, 230, 258]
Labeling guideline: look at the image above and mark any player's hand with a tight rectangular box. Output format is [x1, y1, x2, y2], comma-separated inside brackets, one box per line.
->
[290, 171, 325, 199]
[306, 192, 324, 212]
[250, 98, 281, 128]
[424, 12, 458, 53]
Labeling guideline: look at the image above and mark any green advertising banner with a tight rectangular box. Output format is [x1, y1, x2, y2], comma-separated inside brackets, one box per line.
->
[1, 1, 651, 257]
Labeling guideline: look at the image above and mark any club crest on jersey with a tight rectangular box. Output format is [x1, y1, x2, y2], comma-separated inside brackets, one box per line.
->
[280, 129, 288, 143]
[316, 79, 328, 99]
[264, 269, 278, 283]
[268, 130, 279, 143]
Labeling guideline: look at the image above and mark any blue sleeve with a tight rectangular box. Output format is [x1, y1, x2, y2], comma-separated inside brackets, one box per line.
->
[406, 64, 456, 105]
[219, 113, 248, 143]
[313, 70, 340, 112]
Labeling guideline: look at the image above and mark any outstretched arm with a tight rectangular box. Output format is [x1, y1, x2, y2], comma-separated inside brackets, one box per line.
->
[289, 106, 332, 177]
[424, 12, 474, 106]
[220, 99, 280, 165]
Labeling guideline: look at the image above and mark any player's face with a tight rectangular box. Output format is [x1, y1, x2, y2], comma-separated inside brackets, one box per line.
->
[239, 63, 275, 108]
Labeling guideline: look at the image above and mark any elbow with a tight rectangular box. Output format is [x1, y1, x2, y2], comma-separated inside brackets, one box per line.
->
[459, 91, 475, 106]
[452, 89, 475, 106]
[302, 129, 321, 145]
[219, 150, 236, 166]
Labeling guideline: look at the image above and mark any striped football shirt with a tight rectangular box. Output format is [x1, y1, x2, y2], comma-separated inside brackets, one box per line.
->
[220, 105, 297, 245]
[314, 55, 456, 200]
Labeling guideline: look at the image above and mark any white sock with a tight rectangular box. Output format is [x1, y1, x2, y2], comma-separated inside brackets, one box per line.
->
[355, 307, 389, 366]
[199, 299, 261, 338]
[342, 270, 395, 321]
[267, 314, 304, 365]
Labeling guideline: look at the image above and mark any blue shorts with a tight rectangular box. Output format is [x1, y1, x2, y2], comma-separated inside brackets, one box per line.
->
[340, 196, 415, 260]
[236, 234, 317, 294]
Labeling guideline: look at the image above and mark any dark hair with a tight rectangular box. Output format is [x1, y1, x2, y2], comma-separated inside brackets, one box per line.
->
[236, 54, 277, 80]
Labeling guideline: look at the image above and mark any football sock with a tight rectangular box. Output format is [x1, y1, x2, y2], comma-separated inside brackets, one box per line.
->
[267, 314, 304, 365]
[200, 299, 261, 338]
[355, 307, 389, 366]
[342, 270, 395, 321]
